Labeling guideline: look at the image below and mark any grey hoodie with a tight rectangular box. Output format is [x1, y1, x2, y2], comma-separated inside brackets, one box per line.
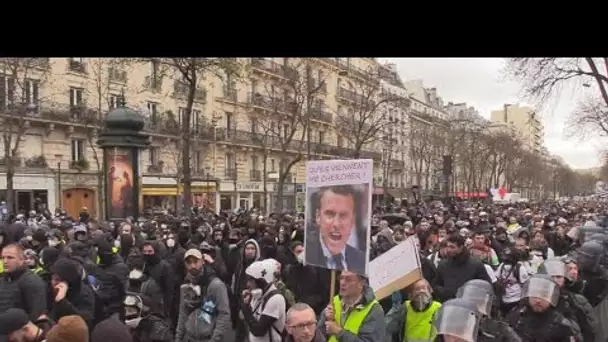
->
[318, 286, 386, 342]
[175, 276, 233, 342]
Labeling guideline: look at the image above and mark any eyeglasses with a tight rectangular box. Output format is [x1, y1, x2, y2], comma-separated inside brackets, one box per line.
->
[289, 321, 317, 331]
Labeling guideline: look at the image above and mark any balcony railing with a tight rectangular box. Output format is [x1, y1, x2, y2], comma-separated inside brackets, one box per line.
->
[249, 93, 298, 113]
[0, 103, 383, 161]
[143, 76, 163, 91]
[310, 108, 333, 123]
[251, 58, 298, 80]
[108, 68, 127, 83]
[69, 60, 87, 73]
[222, 87, 238, 102]
[147, 162, 164, 173]
[309, 78, 327, 93]
[250, 169, 262, 181]
[173, 81, 207, 102]
[337, 87, 375, 107]
[225, 168, 237, 180]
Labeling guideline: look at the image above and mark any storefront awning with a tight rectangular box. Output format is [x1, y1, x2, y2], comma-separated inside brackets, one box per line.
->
[142, 185, 215, 196]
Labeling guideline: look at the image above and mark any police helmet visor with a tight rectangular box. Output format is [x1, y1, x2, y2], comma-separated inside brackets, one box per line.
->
[576, 249, 599, 268]
[522, 277, 559, 306]
[434, 306, 479, 342]
[455, 286, 492, 316]
[540, 259, 567, 277]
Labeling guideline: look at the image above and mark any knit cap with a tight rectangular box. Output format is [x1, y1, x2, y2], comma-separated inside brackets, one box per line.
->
[46, 315, 88, 342]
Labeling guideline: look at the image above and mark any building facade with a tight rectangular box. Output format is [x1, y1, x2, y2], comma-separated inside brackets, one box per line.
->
[0, 57, 389, 216]
[490, 103, 544, 153]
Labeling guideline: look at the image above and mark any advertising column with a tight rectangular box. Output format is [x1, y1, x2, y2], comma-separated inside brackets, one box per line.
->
[105, 147, 139, 220]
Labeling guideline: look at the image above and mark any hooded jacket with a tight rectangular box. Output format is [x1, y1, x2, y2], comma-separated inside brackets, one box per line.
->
[49, 258, 96, 330]
[231, 239, 260, 296]
[175, 266, 233, 342]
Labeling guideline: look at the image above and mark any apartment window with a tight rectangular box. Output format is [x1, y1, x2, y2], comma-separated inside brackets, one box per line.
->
[318, 131, 325, 144]
[69, 87, 84, 107]
[109, 94, 124, 109]
[337, 135, 344, 147]
[178, 107, 187, 125]
[147, 101, 158, 121]
[151, 60, 159, 79]
[270, 158, 276, 172]
[0, 75, 15, 110]
[318, 70, 324, 81]
[225, 152, 235, 169]
[251, 155, 259, 170]
[251, 79, 258, 95]
[250, 118, 257, 134]
[69, 58, 86, 72]
[225, 112, 233, 130]
[24, 79, 39, 105]
[191, 109, 201, 130]
[149, 146, 159, 165]
[283, 124, 289, 139]
[194, 150, 202, 172]
[70, 139, 85, 162]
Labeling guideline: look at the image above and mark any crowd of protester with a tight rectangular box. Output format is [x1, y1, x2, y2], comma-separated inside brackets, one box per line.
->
[0, 198, 607, 342]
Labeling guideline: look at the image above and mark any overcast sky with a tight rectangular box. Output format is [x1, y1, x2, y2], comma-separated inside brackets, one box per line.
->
[383, 58, 603, 169]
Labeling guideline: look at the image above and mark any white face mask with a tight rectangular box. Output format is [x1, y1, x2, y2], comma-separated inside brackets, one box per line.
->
[166, 239, 175, 248]
[296, 252, 305, 264]
[114, 239, 121, 248]
[251, 288, 263, 299]
[48, 239, 59, 247]
[125, 317, 142, 329]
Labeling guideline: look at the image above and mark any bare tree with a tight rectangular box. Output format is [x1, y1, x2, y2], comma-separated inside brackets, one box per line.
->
[247, 109, 277, 214]
[334, 68, 408, 158]
[85, 58, 134, 218]
[0, 58, 54, 211]
[249, 58, 330, 211]
[148, 58, 241, 214]
[505, 58, 608, 140]
[408, 118, 434, 188]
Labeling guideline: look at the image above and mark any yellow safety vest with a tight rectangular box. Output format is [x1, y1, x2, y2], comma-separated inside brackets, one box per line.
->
[96, 246, 120, 265]
[0, 260, 4, 274]
[33, 266, 43, 275]
[328, 295, 379, 342]
[404, 300, 441, 342]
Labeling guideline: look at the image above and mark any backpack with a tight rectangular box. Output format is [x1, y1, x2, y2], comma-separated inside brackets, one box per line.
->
[83, 270, 107, 325]
[84, 265, 126, 323]
[256, 289, 287, 342]
[495, 262, 521, 298]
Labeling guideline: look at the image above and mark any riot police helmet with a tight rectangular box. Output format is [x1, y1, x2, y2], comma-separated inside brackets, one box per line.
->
[456, 279, 494, 317]
[576, 240, 604, 270]
[433, 298, 481, 342]
[522, 274, 560, 307]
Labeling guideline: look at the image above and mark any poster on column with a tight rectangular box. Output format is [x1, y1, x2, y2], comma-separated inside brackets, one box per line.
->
[106, 147, 135, 219]
[304, 159, 373, 276]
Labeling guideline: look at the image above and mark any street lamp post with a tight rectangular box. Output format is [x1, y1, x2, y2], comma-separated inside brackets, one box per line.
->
[54, 153, 63, 209]
[204, 166, 211, 206]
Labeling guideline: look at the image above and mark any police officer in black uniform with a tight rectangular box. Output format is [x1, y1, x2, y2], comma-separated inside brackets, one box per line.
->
[456, 279, 521, 341]
[538, 258, 598, 342]
[506, 274, 579, 342]
[576, 241, 608, 307]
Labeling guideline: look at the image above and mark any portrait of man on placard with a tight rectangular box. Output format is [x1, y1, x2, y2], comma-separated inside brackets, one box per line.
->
[304, 184, 369, 275]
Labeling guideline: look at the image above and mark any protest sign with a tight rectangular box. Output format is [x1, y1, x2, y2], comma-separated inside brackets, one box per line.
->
[304, 159, 373, 276]
[369, 235, 422, 300]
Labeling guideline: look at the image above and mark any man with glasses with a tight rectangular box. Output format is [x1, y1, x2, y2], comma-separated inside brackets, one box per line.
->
[286, 303, 325, 342]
